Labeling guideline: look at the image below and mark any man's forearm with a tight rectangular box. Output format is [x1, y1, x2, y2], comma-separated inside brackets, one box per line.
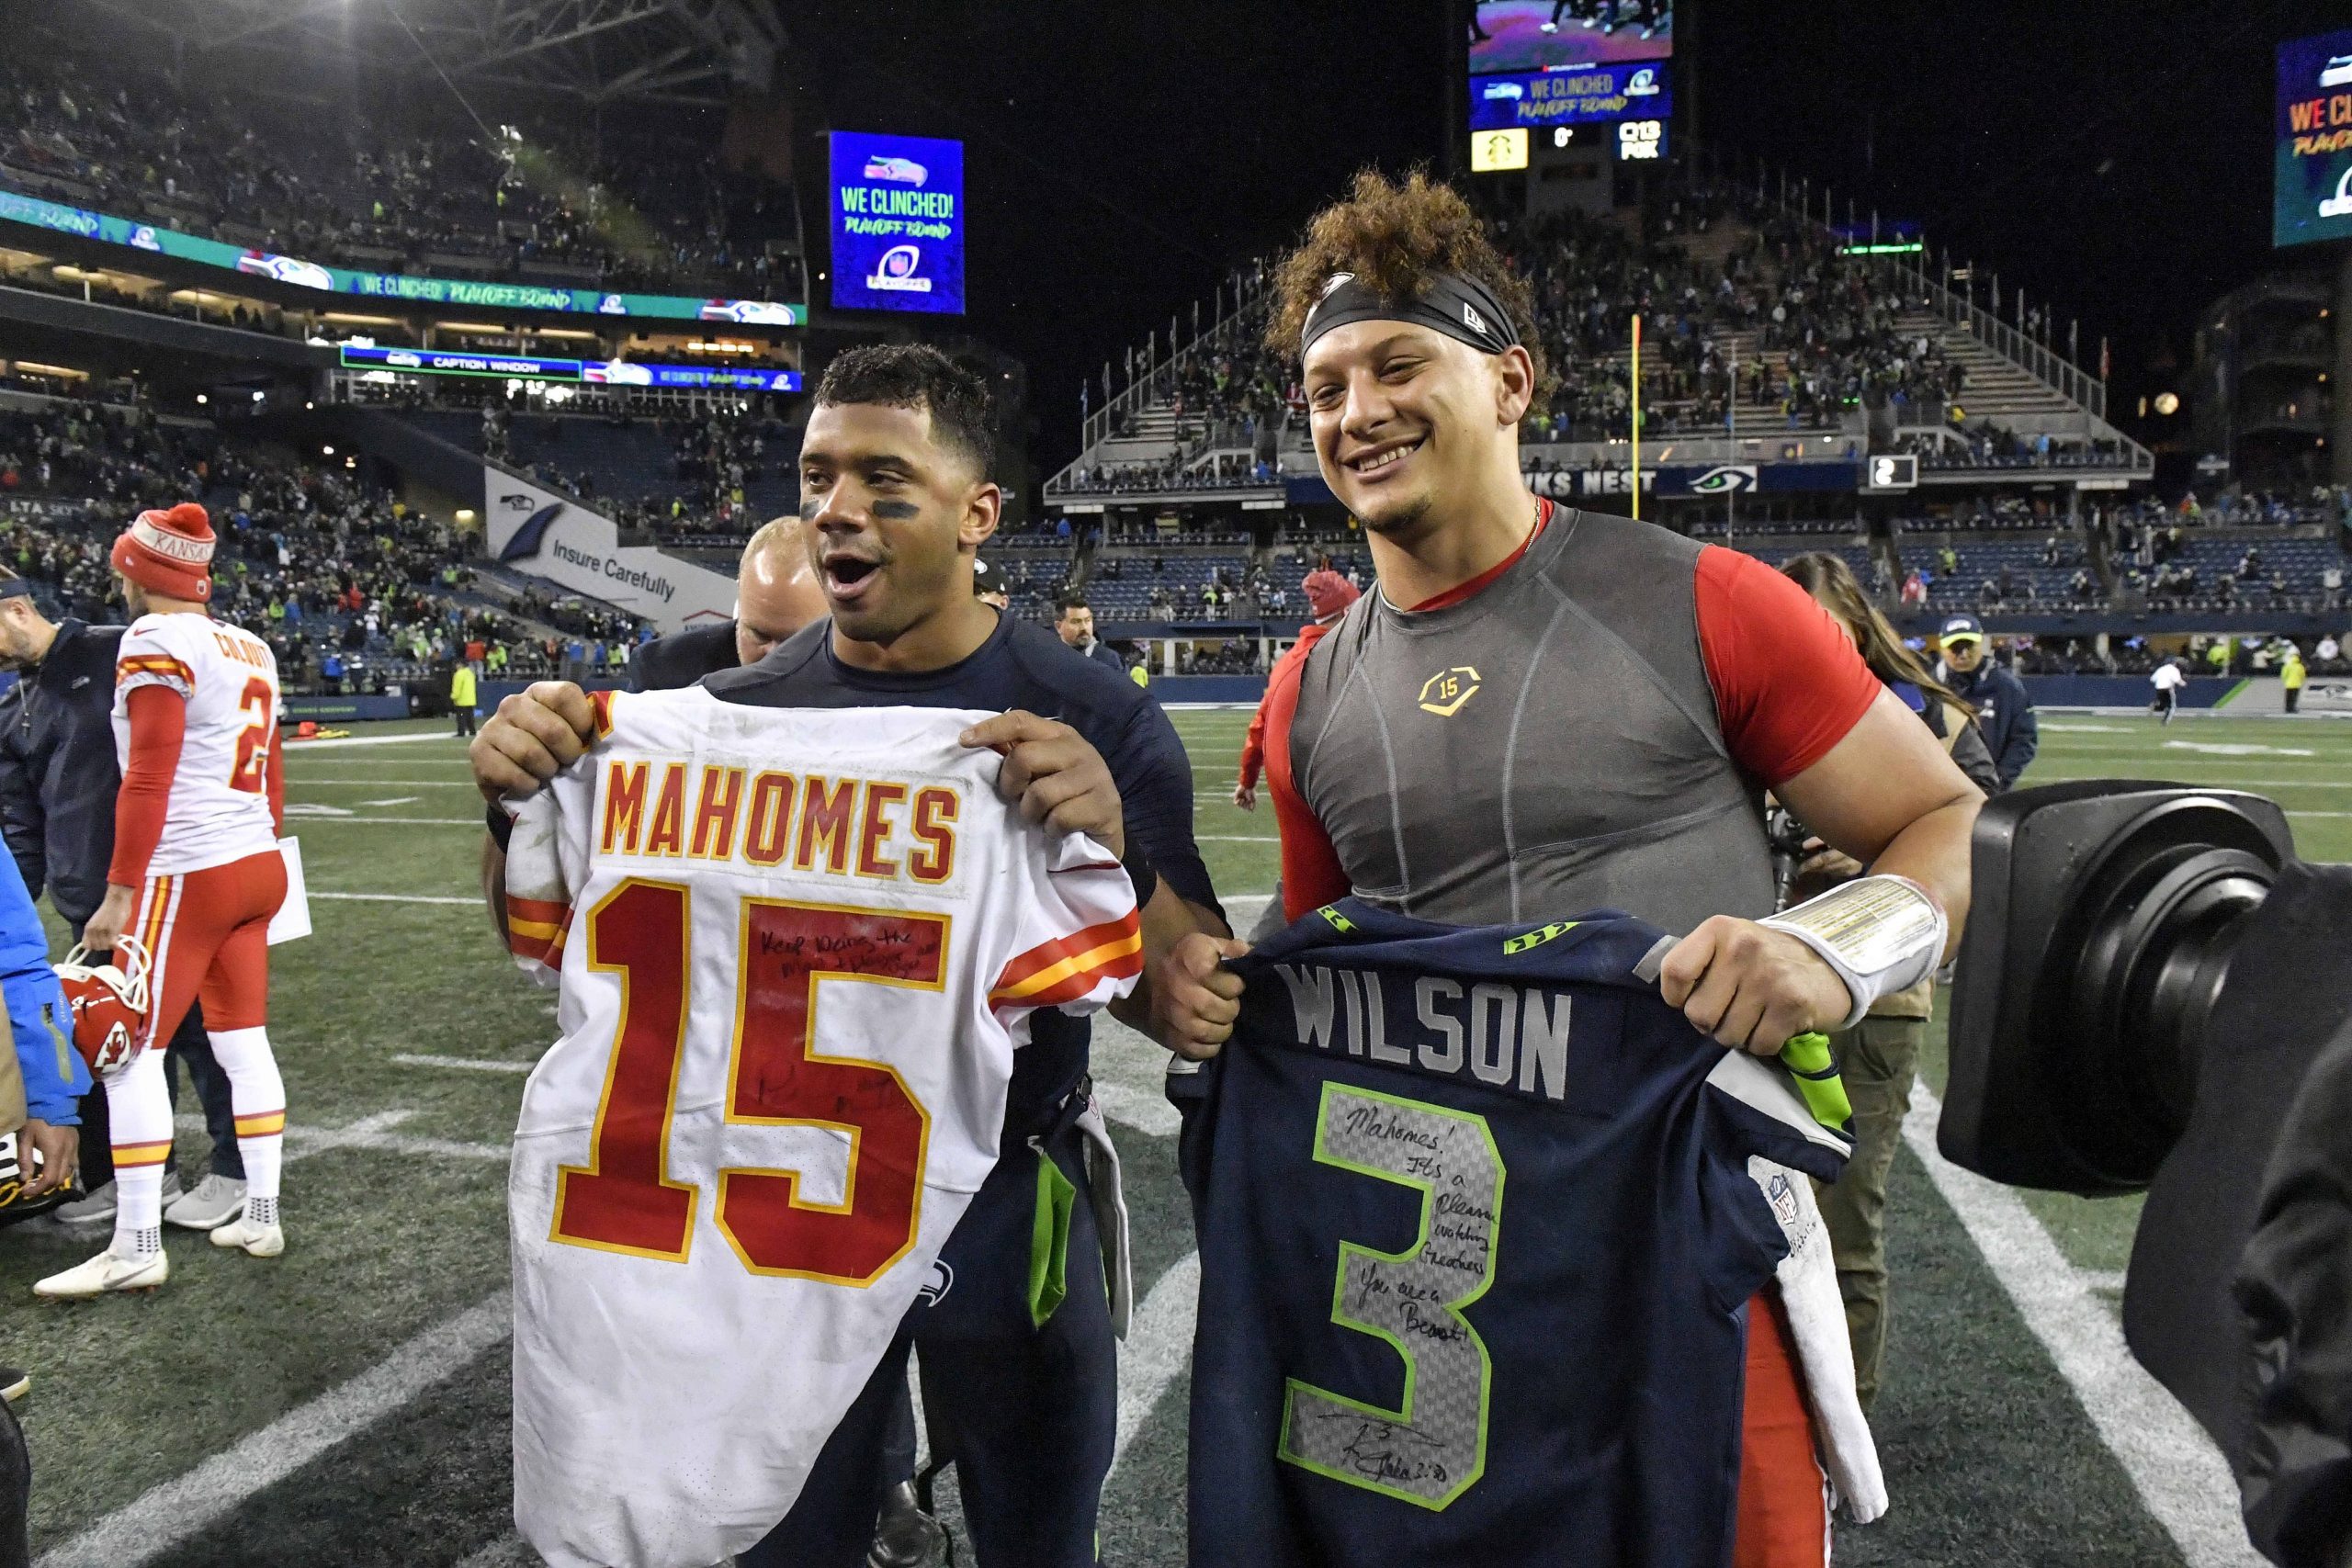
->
[481, 836, 510, 947]
[1111, 886, 1228, 1039]
[1868, 795, 1979, 959]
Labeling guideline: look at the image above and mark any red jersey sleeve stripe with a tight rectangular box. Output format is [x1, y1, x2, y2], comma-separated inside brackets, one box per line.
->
[117, 655, 195, 687]
[993, 914, 1141, 991]
[1694, 545, 1883, 787]
[991, 916, 1143, 1001]
[589, 689, 616, 740]
[992, 939, 1146, 1010]
[504, 895, 571, 926]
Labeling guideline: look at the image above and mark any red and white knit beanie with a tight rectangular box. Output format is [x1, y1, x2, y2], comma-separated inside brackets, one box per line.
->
[111, 502, 214, 603]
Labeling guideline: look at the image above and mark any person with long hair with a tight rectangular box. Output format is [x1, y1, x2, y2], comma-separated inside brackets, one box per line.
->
[1780, 550, 1997, 1411]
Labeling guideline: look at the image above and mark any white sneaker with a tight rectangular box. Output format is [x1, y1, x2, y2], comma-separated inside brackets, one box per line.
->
[54, 1172, 184, 1227]
[209, 1215, 284, 1258]
[165, 1174, 247, 1230]
[35, 1246, 168, 1298]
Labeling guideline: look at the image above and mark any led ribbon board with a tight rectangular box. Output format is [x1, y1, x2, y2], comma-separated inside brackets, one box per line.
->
[0, 188, 803, 323]
[339, 344, 800, 391]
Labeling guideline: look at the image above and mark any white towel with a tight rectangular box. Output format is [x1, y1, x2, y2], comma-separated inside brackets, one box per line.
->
[1750, 1156, 1889, 1523]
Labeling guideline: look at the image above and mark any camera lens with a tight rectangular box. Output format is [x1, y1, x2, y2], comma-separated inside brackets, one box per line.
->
[2038, 795, 2285, 1188]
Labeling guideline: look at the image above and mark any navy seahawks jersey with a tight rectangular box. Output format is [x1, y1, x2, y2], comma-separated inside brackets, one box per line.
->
[1186, 900, 1852, 1568]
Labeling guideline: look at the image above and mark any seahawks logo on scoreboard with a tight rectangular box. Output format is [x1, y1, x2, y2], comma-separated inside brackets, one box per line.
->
[1417, 665, 1482, 717]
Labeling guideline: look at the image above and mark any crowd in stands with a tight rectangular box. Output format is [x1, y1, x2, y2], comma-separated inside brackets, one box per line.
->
[0, 399, 650, 693]
[1506, 184, 1961, 444]
[1, 41, 800, 299]
[1057, 452, 1287, 495]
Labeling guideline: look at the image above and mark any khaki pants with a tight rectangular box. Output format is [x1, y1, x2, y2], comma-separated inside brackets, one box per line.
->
[1810, 1013, 1922, 1413]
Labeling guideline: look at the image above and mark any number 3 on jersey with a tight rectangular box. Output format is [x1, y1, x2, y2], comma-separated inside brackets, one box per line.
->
[551, 878, 944, 1284]
[1281, 1084, 1506, 1510]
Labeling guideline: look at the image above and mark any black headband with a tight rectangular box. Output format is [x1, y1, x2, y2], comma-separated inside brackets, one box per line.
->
[1300, 269, 1521, 358]
[0, 581, 31, 604]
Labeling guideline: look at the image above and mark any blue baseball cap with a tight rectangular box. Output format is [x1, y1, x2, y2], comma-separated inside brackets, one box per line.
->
[1939, 615, 1985, 643]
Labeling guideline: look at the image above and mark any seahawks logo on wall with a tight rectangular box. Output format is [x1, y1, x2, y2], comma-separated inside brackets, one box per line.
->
[498, 502, 566, 564]
[1686, 465, 1758, 495]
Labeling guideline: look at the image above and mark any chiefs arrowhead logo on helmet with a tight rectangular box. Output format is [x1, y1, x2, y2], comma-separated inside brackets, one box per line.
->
[54, 938, 151, 1081]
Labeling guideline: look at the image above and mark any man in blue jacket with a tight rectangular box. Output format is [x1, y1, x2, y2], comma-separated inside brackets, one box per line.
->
[0, 573, 243, 1227]
[1934, 615, 2039, 792]
[0, 844, 84, 1198]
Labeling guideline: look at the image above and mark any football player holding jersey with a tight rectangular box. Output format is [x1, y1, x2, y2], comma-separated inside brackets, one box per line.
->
[475, 346, 1228, 1566]
[38, 504, 289, 1298]
[1160, 174, 1981, 1564]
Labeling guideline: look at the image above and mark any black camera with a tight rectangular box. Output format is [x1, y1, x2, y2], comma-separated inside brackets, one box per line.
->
[1943, 783, 2352, 1566]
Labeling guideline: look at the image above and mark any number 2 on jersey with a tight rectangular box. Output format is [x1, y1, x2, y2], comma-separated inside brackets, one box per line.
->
[1281, 1084, 1506, 1510]
[551, 878, 944, 1283]
[230, 676, 274, 794]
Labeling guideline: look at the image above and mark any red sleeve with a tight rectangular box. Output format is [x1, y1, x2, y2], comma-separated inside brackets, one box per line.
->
[266, 723, 285, 835]
[1261, 636, 1350, 923]
[108, 684, 187, 887]
[1238, 695, 1269, 791]
[1694, 545, 1882, 787]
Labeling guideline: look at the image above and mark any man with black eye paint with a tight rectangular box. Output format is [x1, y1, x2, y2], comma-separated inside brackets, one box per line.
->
[471, 344, 1231, 1568]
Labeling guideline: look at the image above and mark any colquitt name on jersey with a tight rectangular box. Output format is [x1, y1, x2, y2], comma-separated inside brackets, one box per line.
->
[594, 756, 961, 885]
[1270, 963, 1570, 1100]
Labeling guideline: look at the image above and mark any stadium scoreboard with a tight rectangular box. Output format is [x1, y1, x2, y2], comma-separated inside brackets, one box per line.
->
[829, 131, 966, 315]
[2276, 28, 2352, 248]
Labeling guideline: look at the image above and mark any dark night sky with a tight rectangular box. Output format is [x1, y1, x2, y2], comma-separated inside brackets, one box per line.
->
[787, 0, 2352, 477]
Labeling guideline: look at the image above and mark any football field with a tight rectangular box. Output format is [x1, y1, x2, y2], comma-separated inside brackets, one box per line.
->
[5, 705, 2346, 1566]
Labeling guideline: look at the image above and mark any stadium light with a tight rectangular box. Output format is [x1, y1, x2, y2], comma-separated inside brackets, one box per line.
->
[194, 393, 207, 405]
[322, 446, 334, 457]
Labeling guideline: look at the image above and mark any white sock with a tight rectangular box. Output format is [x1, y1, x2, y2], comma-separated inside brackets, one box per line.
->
[105, 1048, 172, 1257]
[207, 1027, 285, 1214]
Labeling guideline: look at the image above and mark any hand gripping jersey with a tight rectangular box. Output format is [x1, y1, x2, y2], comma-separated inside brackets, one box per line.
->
[1187, 900, 1856, 1568]
[110, 612, 281, 874]
[502, 691, 1142, 1568]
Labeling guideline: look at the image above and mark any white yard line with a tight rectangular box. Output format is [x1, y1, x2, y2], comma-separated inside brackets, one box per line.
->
[1109, 1251, 1202, 1479]
[171, 1108, 510, 1165]
[1904, 1086, 2265, 1568]
[312, 892, 481, 906]
[393, 1054, 533, 1076]
[283, 778, 479, 786]
[284, 733, 469, 750]
[288, 817, 483, 827]
[35, 1295, 514, 1568]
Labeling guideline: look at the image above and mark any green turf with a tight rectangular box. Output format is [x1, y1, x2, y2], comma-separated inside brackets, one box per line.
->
[5, 703, 2324, 1564]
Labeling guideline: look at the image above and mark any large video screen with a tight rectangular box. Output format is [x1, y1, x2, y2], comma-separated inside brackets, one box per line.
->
[1470, 1, 1671, 73]
[2276, 28, 2352, 248]
[1467, 61, 1670, 133]
[829, 130, 965, 315]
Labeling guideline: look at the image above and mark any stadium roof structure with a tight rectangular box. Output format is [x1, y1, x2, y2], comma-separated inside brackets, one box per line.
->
[75, 0, 785, 107]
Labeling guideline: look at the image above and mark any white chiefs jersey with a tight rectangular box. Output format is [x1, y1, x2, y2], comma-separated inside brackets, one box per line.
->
[501, 689, 1142, 1568]
[111, 612, 282, 876]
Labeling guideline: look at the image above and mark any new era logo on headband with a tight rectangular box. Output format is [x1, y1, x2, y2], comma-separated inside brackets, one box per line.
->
[1463, 302, 1490, 337]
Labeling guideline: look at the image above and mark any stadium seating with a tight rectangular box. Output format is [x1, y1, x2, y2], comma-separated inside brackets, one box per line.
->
[1047, 165, 2142, 503]
[0, 43, 802, 301]
[0, 396, 646, 692]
